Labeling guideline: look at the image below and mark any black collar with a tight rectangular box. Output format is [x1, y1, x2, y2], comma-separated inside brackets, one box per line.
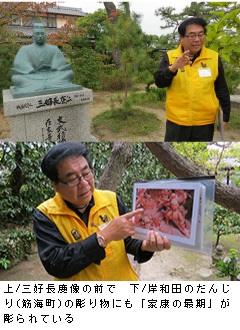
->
[65, 197, 95, 226]
[66, 196, 95, 215]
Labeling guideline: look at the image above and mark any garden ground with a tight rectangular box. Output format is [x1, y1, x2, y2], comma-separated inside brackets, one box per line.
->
[1, 90, 240, 141]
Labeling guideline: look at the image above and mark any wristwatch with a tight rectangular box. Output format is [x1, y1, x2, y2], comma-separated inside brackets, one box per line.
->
[96, 233, 107, 248]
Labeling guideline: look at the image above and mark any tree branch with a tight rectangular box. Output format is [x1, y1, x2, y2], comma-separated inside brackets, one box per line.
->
[145, 142, 240, 214]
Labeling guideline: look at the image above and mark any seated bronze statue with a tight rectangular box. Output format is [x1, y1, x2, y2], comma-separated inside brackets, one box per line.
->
[11, 23, 82, 98]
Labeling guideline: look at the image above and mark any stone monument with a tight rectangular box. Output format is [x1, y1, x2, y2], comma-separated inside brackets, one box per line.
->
[3, 22, 95, 141]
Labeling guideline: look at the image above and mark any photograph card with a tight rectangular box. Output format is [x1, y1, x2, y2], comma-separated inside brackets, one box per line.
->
[132, 181, 203, 247]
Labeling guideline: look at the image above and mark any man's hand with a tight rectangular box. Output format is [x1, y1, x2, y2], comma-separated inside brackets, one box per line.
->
[169, 50, 192, 73]
[141, 230, 171, 252]
[99, 209, 144, 244]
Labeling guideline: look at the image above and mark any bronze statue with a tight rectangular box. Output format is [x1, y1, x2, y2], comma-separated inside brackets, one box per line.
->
[11, 23, 82, 98]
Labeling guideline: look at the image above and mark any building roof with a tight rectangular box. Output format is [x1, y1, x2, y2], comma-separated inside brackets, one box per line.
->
[47, 6, 86, 17]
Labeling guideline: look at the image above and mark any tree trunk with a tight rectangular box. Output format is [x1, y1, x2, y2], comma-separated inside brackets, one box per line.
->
[215, 231, 221, 247]
[122, 2, 131, 17]
[103, 1, 122, 68]
[10, 143, 25, 196]
[103, 2, 118, 22]
[145, 142, 240, 214]
[97, 142, 133, 191]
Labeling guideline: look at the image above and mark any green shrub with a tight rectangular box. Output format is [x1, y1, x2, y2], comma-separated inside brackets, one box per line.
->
[92, 105, 161, 139]
[0, 258, 11, 270]
[222, 62, 240, 95]
[0, 142, 55, 226]
[100, 69, 132, 91]
[128, 88, 166, 108]
[0, 227, 35, 269]
[0, 42, 19, 104]
[213, 204, 240, 247]
[67, 37, 104, 90]
[214, 248, 240, 280]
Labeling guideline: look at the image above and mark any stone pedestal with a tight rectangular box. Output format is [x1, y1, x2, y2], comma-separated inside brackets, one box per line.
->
[2, 88, 96, 142]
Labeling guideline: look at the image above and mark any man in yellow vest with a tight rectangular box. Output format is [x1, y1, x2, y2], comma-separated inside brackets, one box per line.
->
[154, 17, 230, 141]
[33, 142, 171, 281]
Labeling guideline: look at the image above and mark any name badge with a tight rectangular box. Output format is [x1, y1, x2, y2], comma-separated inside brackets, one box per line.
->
[198, 67, 212, 77]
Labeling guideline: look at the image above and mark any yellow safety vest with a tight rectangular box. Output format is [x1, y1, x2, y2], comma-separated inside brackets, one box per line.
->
[166, 45, 219, 126]
[37, 189, 138, 281]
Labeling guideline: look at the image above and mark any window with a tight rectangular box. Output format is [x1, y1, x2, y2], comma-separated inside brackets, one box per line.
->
[10, 15, 21, 26]
[47, 15, 56, 28]
[22, 16, 36, 27]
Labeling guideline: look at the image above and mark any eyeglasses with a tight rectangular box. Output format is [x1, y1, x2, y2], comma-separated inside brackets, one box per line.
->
[184, 33, 205, 41]
[58, 169, 95, 188]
